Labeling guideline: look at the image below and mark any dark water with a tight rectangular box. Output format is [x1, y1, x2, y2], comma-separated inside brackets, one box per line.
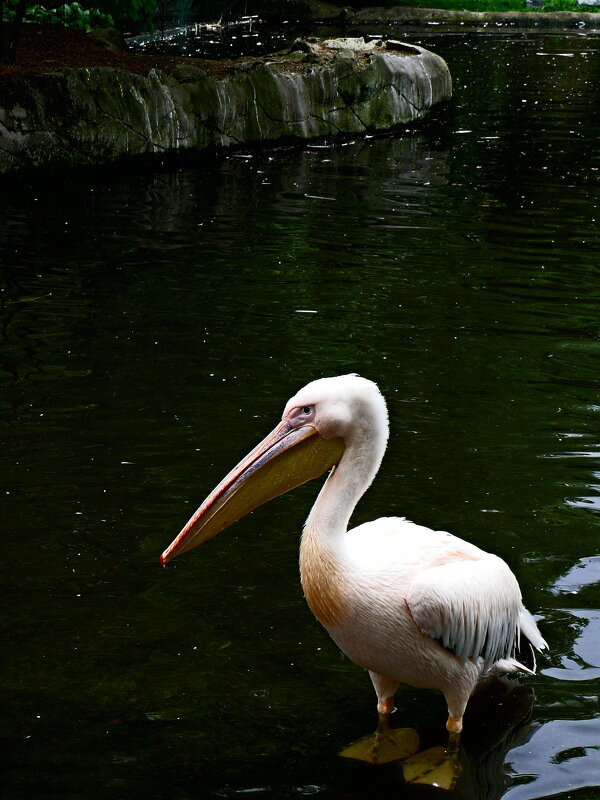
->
[128, 16, 294, 60]
[2, 27, 600, 800]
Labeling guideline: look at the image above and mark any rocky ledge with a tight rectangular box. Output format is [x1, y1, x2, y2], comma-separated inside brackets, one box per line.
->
[346, 6, 600, 28]
[0, 37, 451, 175]
[285, 1, 600, 29]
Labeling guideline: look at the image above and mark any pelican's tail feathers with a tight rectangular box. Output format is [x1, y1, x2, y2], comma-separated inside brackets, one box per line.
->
[518, 608, 548, 653]
[514, 607, 547, 674]
[487, 608, 547, 677]
[487, 657, 535, 677]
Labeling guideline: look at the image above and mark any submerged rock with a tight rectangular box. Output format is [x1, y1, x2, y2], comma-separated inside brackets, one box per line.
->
[0, 37, 451, 174]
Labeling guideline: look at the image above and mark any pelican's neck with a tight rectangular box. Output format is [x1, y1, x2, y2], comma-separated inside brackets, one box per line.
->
[297, 382, 389, 627]
[304, 455, 361, 540]
[299, 431, 386, 627]
[302, 417, 388, 546]
[294, 375, 388, 630]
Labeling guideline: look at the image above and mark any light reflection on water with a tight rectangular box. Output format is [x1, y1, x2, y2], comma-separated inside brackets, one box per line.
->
[552, 556, 600, 596]
[0, 25, 599, 800]
[506, 719, 600, 800]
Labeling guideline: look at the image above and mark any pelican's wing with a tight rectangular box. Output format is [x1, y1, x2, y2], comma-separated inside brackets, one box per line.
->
[406, 555, 523, 668]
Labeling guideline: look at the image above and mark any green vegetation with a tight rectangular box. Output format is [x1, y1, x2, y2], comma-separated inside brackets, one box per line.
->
[98, 0, 157, 29]
[0, 0, 158, 64]
[0, 0, 158, 31]
[2, 2, 113, 30]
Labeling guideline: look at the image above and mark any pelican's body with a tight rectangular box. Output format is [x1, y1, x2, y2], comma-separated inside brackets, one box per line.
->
[161, 375, 546, 783]
[302, 516, 536, 727]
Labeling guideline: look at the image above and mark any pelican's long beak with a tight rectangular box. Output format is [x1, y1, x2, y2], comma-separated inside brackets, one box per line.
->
[160, 420, 344, 565]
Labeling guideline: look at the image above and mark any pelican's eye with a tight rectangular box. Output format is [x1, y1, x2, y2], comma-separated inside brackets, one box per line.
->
[302, 406, 312, 415]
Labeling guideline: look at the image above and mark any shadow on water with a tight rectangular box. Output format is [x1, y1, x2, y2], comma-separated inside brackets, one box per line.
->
[1, 24, 600, 800]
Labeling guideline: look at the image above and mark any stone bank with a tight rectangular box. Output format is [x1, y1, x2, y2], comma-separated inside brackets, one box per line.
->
[0, 37, 451, 175]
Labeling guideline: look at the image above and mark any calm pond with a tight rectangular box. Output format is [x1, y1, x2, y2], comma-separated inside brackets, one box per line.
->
[1, 24, 600, 800]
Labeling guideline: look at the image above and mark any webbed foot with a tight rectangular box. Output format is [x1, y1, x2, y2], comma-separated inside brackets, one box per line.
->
[402, 742, 462, 790]
[339, 712, 419, 765]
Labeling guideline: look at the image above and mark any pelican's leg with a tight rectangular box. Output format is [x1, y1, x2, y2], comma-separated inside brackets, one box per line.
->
[339, 672, 419, 765]
[445, 716, 462, 756]
[402, 714, 463, 790]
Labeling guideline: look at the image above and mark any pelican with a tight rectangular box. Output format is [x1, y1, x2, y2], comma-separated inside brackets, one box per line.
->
[161, 375, 547, 787]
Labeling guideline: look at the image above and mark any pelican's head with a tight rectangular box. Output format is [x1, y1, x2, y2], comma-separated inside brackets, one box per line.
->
[160, 374, 388, 565]
[283, 374, 388, 446]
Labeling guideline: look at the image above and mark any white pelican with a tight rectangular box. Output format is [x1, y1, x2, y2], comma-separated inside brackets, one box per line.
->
[161, 375, 547, 787]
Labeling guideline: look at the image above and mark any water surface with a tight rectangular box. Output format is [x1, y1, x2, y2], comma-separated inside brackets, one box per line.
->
[1, 26, 599, 800]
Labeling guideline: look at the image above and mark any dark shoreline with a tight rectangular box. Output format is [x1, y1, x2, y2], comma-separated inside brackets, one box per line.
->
[279, 1, 600, 29]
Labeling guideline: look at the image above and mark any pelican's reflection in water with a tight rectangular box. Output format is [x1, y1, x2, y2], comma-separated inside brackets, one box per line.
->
[334, 677, 536, 799]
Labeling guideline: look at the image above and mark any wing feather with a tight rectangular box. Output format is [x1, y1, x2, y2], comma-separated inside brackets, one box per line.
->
[406, 555, 523, 668]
